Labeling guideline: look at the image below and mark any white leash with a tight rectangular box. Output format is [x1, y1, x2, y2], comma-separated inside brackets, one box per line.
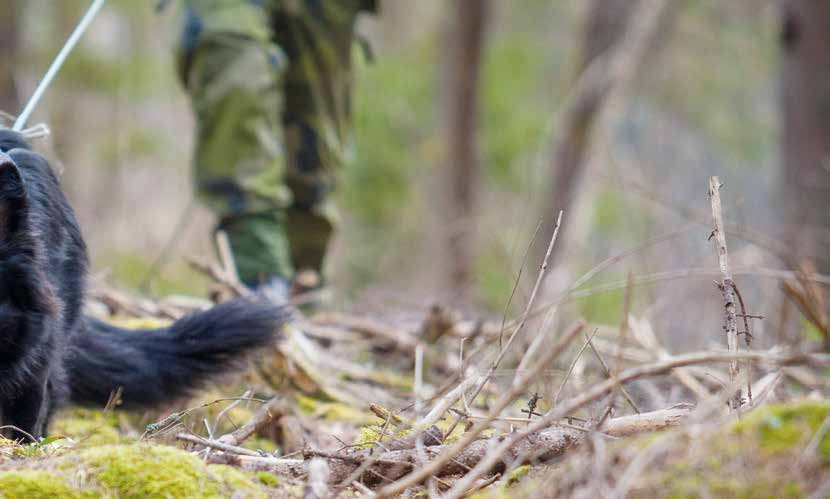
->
[12, 0, 107, 132]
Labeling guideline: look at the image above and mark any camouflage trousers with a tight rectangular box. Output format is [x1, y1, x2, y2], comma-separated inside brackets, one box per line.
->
[177, 0, 373, 285]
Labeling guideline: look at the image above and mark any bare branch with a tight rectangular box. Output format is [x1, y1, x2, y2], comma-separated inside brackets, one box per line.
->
[708, 176, 741, 407]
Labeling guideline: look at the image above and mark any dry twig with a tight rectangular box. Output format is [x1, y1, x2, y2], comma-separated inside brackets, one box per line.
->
[187, 255, 249, 298]
[464, 211, 563, 411]
[708, 176, 742, 408]
[375, 320, 583, 496]
[436, 348, 825, 498]
[217, 396, 290, 447]
[553, 328, 598, 406]
[586, 333, 641, 413]
[176, 432, 261, 457]
[211, 406, 693, 489]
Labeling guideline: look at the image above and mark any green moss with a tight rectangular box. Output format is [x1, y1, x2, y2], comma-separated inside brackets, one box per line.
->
[256, 471, 280, 487]
[647, 401, 830, 497]
[0, 443, 271, 498]
[732, 400, 830, 460]
[783, 482, 804, 497]
[659, 460, 799, 499]
[353, 414, 492, 449]
[434, 417, 489, 444]
[353, 424, 411, 450]
[666, 475, 704, 499]
[506, 464, 531, 487]
[369, 404, 408, 427]
[52, 410, 124, 446]
[351, 404, 454, 449]
[206, 464, 265, 497]
[0, 470, 86, 498]
[76, 444, 263, 498]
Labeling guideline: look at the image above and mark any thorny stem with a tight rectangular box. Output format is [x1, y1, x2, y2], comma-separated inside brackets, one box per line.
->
[708, 176, 742, 409]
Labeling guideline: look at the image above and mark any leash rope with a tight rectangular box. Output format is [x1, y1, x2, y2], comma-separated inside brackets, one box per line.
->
[12, 0, 107, 132]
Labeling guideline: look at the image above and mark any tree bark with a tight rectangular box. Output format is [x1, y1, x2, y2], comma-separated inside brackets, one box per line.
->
[779, 1, 830, 274]
[0, 0, 20, 117]
[441, 0, 489, 305]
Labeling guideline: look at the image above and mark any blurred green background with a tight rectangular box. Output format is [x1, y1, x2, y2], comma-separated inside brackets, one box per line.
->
[2, 0, 779, 326]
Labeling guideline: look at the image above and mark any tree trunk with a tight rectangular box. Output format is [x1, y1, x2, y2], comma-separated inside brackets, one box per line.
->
[537, 0, 633, 265]
[779, 0, 830, 274]
[0, 0, 20, 117]
[441, 0, 489, 305]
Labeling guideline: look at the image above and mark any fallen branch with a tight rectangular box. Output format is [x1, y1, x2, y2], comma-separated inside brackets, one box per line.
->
[209, 406, 694, 488]
[424, 348, 827, 498]
[207, 453, 307, 478]
[217, 396, 290, 447]
[176, 432, 261, 457]
[599, 404, 692, 437]
[403, 319, 584, 491]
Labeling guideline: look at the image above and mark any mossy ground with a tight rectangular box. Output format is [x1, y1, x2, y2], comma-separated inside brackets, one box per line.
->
[731, 399, 830, 460]
[648, 400, 830, 498]
[1, 392, 825, 497]
[516, 400, 830, 499]
[0, 394, 320, 498]
[50, 409, 126, 447]
[0, 443, 269, 498]
[0, 470, 89, 499]
[0, 391, 391, 498]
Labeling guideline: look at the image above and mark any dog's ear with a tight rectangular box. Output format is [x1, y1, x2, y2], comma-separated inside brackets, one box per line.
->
[0, 152, 27, 240]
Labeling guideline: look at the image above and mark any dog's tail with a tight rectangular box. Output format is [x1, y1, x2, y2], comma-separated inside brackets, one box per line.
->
[65, 297, 287, 408]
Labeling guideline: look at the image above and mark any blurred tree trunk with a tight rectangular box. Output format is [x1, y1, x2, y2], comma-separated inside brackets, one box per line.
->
[441, 0, 489, 305]
[0, 0, 20, 116]
[537, 0, 633, 265]
[779, 1, 830, 273]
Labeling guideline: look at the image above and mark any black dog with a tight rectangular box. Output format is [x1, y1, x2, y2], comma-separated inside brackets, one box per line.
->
[0, 129, 286, 439]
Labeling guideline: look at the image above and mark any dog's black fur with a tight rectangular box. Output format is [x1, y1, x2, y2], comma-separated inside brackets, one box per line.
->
[0, 129, 286, 439]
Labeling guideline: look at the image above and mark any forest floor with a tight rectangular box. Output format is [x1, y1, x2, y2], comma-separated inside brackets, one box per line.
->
[0, 271, 828, 498]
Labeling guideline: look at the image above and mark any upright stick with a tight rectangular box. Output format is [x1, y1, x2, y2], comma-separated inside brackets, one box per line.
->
[708, 176, 740, 407]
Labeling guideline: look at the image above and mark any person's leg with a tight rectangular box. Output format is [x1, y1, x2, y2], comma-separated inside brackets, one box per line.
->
[272, 1, 369, 279]
[177, 8, 295, 287]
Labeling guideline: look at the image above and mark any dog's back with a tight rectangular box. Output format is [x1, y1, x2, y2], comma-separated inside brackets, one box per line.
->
[0, 129, 286, 438]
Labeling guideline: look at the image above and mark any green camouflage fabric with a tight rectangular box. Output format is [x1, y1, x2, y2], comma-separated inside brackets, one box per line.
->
[177, 0, 375, 285]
